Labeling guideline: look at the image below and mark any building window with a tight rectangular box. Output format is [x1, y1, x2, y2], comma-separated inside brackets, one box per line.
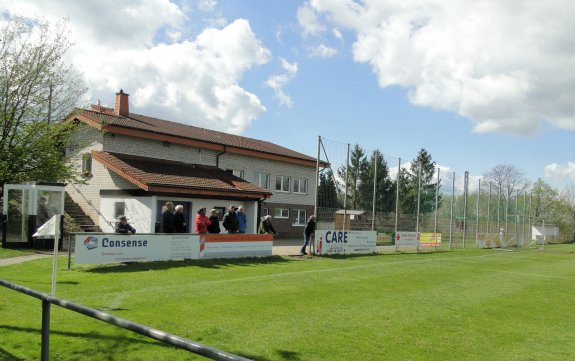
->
[114, 202, 125, 218]
[293, 178, 308, 194]
[226, 169, 244, 179]
[263, 208, 270, 216]
[275, 176, 291, 192]
[254, 172, 270, 189]
[274, 208, 289, 219]
[293, 209, 307, 226]
[82, 153, 92, 176]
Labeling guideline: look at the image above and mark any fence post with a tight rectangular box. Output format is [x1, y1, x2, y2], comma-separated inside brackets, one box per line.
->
[41, 299, 51, 361]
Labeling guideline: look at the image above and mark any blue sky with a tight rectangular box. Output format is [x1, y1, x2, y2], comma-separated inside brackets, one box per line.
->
[4, 0, 575, 190]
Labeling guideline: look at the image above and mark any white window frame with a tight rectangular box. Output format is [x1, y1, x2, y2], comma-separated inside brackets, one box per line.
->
[275, 176, 291, 193]
[293, 209, 306, 226]
[82, 153, 92, 175]
[293, 178, 308, 194]
[254, 172, 270, 189]
[274, 208, 289, 219]
[226, 169, 245, 179]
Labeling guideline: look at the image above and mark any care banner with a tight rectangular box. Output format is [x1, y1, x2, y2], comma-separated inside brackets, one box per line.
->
[75, 233, 200, 264]
[395, 231, 420, 247]
[201, 234, 273, 259]
[420, 233, 442, 247]
[314, 230, 377, 255]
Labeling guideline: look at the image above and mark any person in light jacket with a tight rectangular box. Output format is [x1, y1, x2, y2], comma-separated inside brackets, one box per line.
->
[236, 206, 247, 233]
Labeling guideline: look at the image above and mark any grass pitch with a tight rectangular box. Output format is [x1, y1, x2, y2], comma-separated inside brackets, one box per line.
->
[1, 246, 575, 360]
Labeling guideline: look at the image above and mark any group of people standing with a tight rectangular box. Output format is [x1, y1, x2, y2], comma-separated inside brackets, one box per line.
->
[161, 203, 252, 235]
[118, 202, 318, 253]
[160, 202, 188, 233]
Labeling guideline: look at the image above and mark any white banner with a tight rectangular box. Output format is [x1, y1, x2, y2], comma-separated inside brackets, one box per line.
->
[314, 230, 377, 255]
[200, 234, 273, 259]
[75, 234, 200, 264]
[395, 231, 420, 246]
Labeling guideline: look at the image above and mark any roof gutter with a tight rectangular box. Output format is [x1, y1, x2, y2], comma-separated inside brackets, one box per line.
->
[216, 145, 227, 168]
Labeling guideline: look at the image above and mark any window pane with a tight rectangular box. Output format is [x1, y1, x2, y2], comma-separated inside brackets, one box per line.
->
[284, 177, 290, 192]
[275, 176, 282, 190]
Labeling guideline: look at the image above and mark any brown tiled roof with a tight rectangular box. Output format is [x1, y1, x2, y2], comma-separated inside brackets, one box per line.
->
[74, 106, 317, 165]
[92, 151, 272, 199]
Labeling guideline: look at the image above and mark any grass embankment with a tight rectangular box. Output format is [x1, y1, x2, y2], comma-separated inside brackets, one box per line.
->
[1, 246, 575, 360]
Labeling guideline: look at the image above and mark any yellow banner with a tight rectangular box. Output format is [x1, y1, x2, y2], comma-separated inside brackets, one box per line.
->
[420, 233, 441, 246]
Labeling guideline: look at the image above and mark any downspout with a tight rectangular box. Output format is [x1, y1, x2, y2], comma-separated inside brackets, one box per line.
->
[216, 145, 227, 168]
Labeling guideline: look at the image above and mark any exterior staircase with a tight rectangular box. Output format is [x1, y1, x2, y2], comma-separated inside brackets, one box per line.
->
[65, 192, 102, 233]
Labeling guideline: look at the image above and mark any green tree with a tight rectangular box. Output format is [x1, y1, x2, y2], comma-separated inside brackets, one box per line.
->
[0, 16, 87, 193]
[317, 169, 340, 209]
[358, 150, 395, 212]
[337, 144, 367, 210]
[399, 148, 440, 215]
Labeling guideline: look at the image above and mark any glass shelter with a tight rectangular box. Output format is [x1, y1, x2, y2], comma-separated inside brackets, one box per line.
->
[2, 182, 65, 249]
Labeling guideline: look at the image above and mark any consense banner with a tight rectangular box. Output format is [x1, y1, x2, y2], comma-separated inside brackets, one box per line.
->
[75, 234, 200, 264]
[314, 230, 377, 255]
[74, 233, 274, 264]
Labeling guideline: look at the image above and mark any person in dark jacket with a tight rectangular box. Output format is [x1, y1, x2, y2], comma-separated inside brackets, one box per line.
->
[115, 216, 136, 235]
[161, 201, 175, 233]
[207, 209, 221, 233]
[300, 215, 316, 255]
[258, 215, 277, 235]
[174, 204, 187, 233]
[222, 205, 239, 233]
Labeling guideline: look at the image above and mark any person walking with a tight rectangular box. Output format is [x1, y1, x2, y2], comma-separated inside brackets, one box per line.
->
[222, 205, 239, 233]
[195, 207, 211, 234]
[258, 215, 277, 235]
[300, 215, 316, 255]
[115, 216, 136, 235]
[161, 201, 175, 233]
[207, 209, 221, 234]
[236, 206, 247, 233]
[174, 205, 187, 233]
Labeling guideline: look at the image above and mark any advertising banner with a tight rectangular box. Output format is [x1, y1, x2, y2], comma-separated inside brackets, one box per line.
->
[75, 234, 200, 264]
[201, 234, 273, 259]
[420, 233, 442, 247]
[75, 233, 274, 264]
[314, 230, 377, 255]
[395, 231, 420, 247]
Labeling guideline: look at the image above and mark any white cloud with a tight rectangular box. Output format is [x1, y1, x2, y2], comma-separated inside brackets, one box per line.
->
[297, 3, 325, 36]
[198, 0, 217, 12]
[308, 44, 337, 58]
[300, 0, 575, 136]
[265, 58, 298, 108]
[544, 162, 575, 182]
[4, 1, 272, 134]
[333, 28, 343, 40]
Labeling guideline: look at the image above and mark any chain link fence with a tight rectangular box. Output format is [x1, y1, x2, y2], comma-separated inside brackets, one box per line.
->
[314, 136, 549, 249]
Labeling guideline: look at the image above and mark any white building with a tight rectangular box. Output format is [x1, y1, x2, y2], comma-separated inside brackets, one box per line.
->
[64, 90, 318, 237]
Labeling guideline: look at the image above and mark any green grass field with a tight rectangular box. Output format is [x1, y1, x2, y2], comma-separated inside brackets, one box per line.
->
[1, 246, 575, 360]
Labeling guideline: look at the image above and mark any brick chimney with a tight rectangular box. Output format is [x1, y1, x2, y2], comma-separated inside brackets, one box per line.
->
[114, 89, 129, 117]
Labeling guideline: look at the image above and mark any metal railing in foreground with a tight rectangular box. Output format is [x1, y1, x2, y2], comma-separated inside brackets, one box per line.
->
[0, 279, 250, 361]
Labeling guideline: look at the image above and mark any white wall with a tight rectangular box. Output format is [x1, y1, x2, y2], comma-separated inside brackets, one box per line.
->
[100, 196, 153, 233]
